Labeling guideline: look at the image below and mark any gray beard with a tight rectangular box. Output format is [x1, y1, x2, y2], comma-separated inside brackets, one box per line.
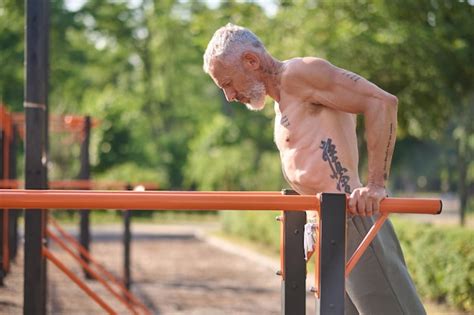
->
[245, 80, 266, 111]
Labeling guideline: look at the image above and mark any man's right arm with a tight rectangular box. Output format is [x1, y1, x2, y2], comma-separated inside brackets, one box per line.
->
[293, 58, 398, 216]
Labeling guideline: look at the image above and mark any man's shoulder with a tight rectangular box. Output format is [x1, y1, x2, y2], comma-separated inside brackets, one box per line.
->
[281, 57, 334, 90]
[283, 57, 329, 73]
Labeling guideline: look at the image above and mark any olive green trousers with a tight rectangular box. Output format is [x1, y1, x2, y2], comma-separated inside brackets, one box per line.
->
[344, 216, 426, 315]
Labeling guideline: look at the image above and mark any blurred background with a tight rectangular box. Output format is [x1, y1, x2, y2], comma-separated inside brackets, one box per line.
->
[1, 0, 473, 312]
[1, 0, 473, 219]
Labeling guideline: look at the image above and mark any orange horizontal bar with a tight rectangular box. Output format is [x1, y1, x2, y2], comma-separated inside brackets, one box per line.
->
[0, 179, 159, 190]
[0, 190, 318, 211]
[11, 113, 99, 127]
[377, 197, 442, 214]
[0, 190, 442, 214]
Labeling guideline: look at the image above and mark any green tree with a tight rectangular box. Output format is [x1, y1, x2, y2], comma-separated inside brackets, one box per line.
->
[0, 0, 24, 109]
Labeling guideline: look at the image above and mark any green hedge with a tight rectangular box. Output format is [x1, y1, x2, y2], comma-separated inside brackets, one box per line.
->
[220, 212, 474, 312]
[221, 210, 281, 254]
[392, 218, 474, 311]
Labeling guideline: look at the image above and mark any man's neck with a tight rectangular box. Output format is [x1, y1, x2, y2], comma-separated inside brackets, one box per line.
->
[258, 57, 284, 102]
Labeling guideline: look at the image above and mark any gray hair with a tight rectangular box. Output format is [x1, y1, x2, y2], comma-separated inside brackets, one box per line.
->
[203, 23, 266, 73]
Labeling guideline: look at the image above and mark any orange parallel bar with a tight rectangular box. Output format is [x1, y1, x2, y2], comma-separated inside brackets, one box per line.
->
[0, 190, 442, 214]
[0, 190, 319, 211]
[47, 229, 139, 315]
[376, 198, 442, 214]
[48, 218, 152, 315]
[43, 247, 117, 315]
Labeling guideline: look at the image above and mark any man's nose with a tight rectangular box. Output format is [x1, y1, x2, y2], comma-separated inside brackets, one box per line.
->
[223, 88, 236, 102]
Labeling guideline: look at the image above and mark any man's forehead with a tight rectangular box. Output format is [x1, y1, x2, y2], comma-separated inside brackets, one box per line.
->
[209, 58, 232, 86]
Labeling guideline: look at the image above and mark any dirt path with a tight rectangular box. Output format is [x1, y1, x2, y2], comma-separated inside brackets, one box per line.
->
[1, 223, 316, 315]
[1, 222, 467, 314]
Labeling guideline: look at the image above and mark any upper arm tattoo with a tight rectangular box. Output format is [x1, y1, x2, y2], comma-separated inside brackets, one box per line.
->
[341, 70, 361, 83]
[383, 123, 394, 180]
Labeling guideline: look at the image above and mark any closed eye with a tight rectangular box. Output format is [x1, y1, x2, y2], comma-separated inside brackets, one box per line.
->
[222, 81, 231, 88]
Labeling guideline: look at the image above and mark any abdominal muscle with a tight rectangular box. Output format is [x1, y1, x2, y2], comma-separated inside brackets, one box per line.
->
[274, 101, 362, 196]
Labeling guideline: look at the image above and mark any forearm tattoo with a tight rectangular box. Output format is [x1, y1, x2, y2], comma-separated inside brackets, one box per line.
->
[383, 123, 394, 180]
[320, 138, 352, 193]
[341, 70, 361, 83]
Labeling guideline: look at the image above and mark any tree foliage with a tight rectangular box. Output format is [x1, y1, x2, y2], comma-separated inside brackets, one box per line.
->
[0, 1, 472, 218]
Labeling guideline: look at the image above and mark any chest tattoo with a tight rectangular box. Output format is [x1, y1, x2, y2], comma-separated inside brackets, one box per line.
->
[320, 138, 352, 194]
[280, 115, 290, 128]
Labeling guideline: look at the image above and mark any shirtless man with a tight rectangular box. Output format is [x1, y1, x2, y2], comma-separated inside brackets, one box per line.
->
[203, 24, 425, 314]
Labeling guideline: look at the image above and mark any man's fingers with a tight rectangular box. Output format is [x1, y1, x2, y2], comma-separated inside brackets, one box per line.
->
[349, 191, 358, 214]
[350, 186, 387, 217]
[357, 197, 366, 216]
[366, 193, 380, 216]
[365, 200, 373, 217]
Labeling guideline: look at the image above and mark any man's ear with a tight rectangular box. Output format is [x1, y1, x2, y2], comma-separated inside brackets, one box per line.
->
[242, 52, 260, 71]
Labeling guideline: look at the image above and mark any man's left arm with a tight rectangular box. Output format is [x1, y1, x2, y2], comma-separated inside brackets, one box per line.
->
[302, 58, 398, 216]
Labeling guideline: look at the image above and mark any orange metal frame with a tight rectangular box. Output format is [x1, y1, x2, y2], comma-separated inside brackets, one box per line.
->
[47, 228, 140, 314]
[43, 247, 116, 314]
[0, 189, 442, 309]
[0, 190, 442, 214]
[1, 104, 100, 142]
[345, 213, 390, 278]
[0, 104, 103, 274]
[48, 218, 151, 315]
[10, 112, 99, 141]
[308, 212, 390, 297]
[305, 197, 439, 297]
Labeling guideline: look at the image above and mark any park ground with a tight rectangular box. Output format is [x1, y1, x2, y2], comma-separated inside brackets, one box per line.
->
[0, 215, 470, 315]
[1, 222, 316, 315]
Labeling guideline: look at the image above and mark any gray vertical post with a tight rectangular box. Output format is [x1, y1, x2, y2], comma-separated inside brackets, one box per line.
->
[0, 129, 5, 285]
[315, 193, 346, 315]
[281, 189, 306, 315]
[9, 125, 18, 261]
[79, 116, 92, 278]
[123, 209, 131, 291]
[123, 184, 132, 293]
[24, 0, 49, 313]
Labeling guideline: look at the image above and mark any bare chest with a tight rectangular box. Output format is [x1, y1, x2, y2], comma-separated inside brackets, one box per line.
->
[273, 101, 360, 194]
[274, 102, 338, 151]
